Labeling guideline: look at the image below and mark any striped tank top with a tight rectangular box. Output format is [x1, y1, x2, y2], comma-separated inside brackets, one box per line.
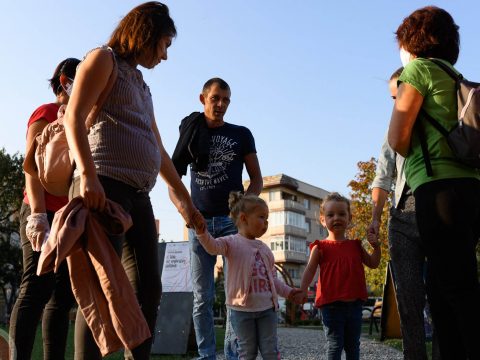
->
[83, 46, 161, 191]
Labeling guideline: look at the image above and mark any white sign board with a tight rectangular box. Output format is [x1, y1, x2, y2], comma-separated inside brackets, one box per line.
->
[161, 242, 192, 292]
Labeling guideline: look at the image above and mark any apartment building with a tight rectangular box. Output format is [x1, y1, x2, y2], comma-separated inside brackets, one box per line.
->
[244, 174, 330, 287]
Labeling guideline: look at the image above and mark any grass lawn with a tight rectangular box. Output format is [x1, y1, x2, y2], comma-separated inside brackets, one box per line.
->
[1, 323, 225, 359]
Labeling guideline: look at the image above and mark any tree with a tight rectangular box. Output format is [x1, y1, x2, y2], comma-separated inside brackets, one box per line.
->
[347, 157, 390, 295]
[0, 148, 24, 323]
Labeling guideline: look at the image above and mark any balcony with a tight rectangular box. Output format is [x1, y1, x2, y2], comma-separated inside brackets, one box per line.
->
[267, 224, 307, 238]
[272, 250, 308, 264]
[268, 200, 305, 213]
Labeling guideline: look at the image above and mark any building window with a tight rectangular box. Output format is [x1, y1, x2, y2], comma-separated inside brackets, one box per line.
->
[287, 268, 299, 279]
[319, 224, 328, 238]
[281, 192, 297, 202]
[270, 210, 306, 230]
[270, 235, 307, 254]
[269, 190, 279, 201]
[303, 198, 310, 209]
[305, 218, 311, 233]
[288, 236, 307, 253]
[270, 237, 285, 251]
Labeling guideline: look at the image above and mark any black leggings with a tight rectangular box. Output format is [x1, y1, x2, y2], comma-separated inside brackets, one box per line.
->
[414, 178, 480, 360]
[9, 202, 75, 360]
[70, 176, 161, 360]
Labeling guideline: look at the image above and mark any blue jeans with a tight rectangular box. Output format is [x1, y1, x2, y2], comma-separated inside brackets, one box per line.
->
[189, 215, 238, 360]
[229, 307, 279, 360]
[320, 301, 363, 360]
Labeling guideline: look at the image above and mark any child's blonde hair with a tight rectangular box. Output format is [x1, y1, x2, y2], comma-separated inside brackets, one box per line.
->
[228, 191, 267, 226]
[320, 192, 351, 216]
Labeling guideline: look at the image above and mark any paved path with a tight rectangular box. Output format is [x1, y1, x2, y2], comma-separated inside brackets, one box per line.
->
[215, 326, 403, 360]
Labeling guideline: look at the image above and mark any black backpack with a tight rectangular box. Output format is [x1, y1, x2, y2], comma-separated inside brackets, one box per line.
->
[417, 59, 480, 176]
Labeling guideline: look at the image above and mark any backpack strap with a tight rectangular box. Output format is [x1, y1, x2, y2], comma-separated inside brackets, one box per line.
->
[85, 50, 118, 130]
[429, 59, 463, 84]
[415, 59, 463, 177]
[416, 109, 452, 178]
[420, 109, 450, 137]
[415, 114, 433, 177]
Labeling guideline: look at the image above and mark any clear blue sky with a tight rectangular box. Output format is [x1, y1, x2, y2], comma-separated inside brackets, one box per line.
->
[1, 1, 479, 241]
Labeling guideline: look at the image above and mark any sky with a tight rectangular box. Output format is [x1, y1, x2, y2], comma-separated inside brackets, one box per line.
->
[1, 1, 479, 242]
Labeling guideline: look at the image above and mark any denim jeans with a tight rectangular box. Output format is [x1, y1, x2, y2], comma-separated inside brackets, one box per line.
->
[189, 215, 237, 360]
[9, 203, 75, 360]
[229, 307, 279, 360]
[320, 301, 363, 360]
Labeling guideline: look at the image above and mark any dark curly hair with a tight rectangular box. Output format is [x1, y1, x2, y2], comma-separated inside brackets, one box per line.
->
[395, 6, 459, 64]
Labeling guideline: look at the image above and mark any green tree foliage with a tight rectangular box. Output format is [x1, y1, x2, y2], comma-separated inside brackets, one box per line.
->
[0, 148, 25, 321]
[347, 157, 390, 296]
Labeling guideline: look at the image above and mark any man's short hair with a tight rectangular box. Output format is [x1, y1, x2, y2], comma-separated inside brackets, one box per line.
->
[202, 77, 230, 95]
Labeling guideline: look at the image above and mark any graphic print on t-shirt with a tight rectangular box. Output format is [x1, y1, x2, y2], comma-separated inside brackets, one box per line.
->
[249, 252, 272, 294]
[196, 134, 238, 191]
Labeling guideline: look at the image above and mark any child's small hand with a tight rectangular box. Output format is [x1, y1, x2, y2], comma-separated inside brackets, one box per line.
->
[288, 288, 301, 303]
[368, 219, 380, 238]
[192, 210, 206, 235]
[290, 288, 307, 305]
[367, 231, 380, 249]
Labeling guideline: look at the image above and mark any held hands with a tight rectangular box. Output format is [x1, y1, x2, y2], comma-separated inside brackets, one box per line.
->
[176, 199, 201, 230]
[192, 210, 206, 235]
[289, 288, 308, 305]
[367, 231, 381, 250]
[367, 219, 380, 239]
[26, 213, 50, 252]
[174, 198, 205, 235]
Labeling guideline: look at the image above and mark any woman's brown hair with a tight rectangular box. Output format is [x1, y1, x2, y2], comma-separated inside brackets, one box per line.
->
[396, 6, 459, 64]
[107, 2, 177, 63]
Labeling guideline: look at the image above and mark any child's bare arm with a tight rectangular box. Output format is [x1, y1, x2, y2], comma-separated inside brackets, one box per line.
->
[362, 233, 381, 268]
[194, 216, 230, 256]
[300, 246, 322, 296]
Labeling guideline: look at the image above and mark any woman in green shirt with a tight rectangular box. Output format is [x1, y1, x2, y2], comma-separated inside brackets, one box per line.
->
[388, 6, 480, 360]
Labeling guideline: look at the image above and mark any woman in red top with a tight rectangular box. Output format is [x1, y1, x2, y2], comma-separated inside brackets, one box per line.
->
[9, 57, 80, 360]
[297, 192, 381, 360]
